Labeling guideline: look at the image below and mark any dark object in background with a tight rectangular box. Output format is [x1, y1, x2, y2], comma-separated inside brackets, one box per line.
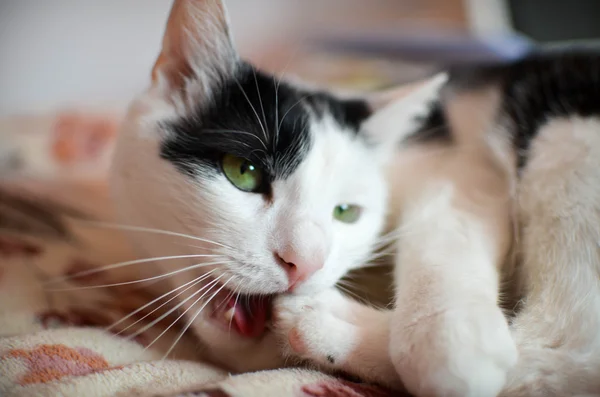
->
[508, 0, 600, 43]
[313, 29, 533, 66]
[311, 1, 600, 74]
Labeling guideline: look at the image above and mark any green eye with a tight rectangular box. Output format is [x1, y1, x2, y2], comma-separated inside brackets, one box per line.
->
[221, 154, 264, 192]
[333, 204, 362, 224]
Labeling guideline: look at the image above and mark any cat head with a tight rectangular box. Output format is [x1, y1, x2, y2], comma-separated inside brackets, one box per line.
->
[110, 0, 434, 368]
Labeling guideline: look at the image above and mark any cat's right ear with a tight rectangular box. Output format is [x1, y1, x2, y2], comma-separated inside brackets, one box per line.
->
[151, 0, 237, 94]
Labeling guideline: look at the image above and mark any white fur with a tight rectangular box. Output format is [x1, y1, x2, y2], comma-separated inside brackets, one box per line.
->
[501, 118, 600, 396]
[110, 0, 391, 372]
[110, 88, 388, 371]
[389, 184, 516, 397]
[275, 85, 600, 397]
[275, 288, 401, 389]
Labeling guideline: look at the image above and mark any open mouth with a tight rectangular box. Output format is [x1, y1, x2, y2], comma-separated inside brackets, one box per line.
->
[211, 287, 272, 338]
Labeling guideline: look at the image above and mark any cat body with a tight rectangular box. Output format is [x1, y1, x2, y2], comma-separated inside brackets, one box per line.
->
[276, 53, 600, 396]
[110, 0, 600, 396]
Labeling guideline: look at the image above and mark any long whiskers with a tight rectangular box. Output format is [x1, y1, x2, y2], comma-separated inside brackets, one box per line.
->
[253, 67, 269, 146]
[210, 284, 236, 322]
[107, 270, 216, 333]
[277, 94, 312, 134]
[336, 282, 370, 304]
[228, 286, 240, 338]
[336, 281, 387, 310]
[234, 79, 269, 144]
[273, 75, 280, 150]
[45, 254, 223, 285]
[71, 220, 233, 250]
[162, 276, 234, 359]
[45, 260, 230, 291]
[134, 275, 224, 345]
[202, 129, 268, 150]
[272, 47, 300, 150]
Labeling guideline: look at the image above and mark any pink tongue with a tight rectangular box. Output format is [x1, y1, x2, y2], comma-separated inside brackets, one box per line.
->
[228, 296, 270, 338]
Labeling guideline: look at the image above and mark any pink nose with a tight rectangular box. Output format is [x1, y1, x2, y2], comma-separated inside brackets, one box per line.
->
[276, 248, 324, 290]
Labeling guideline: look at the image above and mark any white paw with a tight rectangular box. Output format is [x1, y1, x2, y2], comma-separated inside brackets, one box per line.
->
[392, 302, 518, 397]
[273, 289, 356, 368]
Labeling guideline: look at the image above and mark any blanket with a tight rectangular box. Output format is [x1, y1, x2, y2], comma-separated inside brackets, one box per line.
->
[0, 112, 398, 396]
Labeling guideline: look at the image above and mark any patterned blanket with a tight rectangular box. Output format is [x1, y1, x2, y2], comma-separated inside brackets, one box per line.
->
[0, 112, 397, 396]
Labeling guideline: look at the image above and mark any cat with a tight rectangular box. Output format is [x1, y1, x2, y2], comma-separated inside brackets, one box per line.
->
[109, 0, 390, 373]
[275, 50, 600, 397]
[109, 0, 600, 395]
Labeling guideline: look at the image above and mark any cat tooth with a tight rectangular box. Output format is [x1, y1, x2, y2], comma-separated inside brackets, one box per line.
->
[224, 307, 235, 322]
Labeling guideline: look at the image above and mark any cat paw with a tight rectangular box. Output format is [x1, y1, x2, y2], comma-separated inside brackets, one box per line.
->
[391, 302, 518, 397]
[273, 289, 356, 368]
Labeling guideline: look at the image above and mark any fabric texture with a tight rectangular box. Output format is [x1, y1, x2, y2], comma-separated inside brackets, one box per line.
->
[0, 112, 398, 396]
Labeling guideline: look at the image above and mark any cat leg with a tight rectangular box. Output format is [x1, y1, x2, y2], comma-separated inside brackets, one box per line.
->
[274, 288, 404, 390]
[500, 118, 600, 396]
[389, 146, 518, 397]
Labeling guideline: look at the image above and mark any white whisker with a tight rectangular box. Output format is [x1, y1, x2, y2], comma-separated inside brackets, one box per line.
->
[277, 122, 309, 175]
[46, 260, 229, 291]
[162, 276, 234, 359]
[273, 75, 280, 149]
[202, 129, 268, 150]
[45, 254, 223, 285]
[277, 94, 312, 136]
[228, 286, 240, 338]
[361, 248, 396, 263]
[135, 275, 224, 343]
[213, 286, 235, 315]
[234, 79, 269, 144]
[273, 47, 300, 145]
[174, 243, 219, 254]
[252, 67, 270, 145]
[107, 270, 216, 332]
[337, 283, 383, 309]
[338, 279, 377, 295]
[71, 220, 232, 249]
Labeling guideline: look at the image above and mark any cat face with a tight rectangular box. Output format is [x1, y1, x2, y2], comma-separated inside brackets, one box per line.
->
[156, 62, 386, 295]
[110, 0, 390, 366]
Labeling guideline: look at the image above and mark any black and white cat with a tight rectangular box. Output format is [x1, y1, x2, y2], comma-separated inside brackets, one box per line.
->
[110, 0, 600, 396]
[110, 0, 388, 372]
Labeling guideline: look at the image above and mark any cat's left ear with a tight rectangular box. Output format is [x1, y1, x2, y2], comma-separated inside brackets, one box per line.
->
[151, 0, 237, 93]
[360, 73, 448, 157]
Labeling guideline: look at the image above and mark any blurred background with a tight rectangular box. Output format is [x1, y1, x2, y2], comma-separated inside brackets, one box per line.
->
[1, 0, 599, 182]
[0, 0, 495, 116]
[3, 0, 600, 115]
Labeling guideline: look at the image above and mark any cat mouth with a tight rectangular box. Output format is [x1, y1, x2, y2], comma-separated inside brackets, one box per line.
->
[211, 287, 272, 338]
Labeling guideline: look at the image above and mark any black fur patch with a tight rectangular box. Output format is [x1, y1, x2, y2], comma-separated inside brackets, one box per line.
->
[404, 100, 452, 145]
[326, 354, 335, 364]
[160, 62, 371, 191]
[448, 48, 600, 169]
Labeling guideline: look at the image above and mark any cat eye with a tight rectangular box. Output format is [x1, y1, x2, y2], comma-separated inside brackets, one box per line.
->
[333, 204, 362, 224]
[221, 154, 265, 192]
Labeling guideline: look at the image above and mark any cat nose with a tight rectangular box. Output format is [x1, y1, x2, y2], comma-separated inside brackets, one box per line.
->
[276, 248, 324, 291]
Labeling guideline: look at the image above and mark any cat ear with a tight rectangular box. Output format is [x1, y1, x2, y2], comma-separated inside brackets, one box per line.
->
[361, 73, 448, 156]
[151, 0, 237, 92]
[365, 74, 447, 112]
